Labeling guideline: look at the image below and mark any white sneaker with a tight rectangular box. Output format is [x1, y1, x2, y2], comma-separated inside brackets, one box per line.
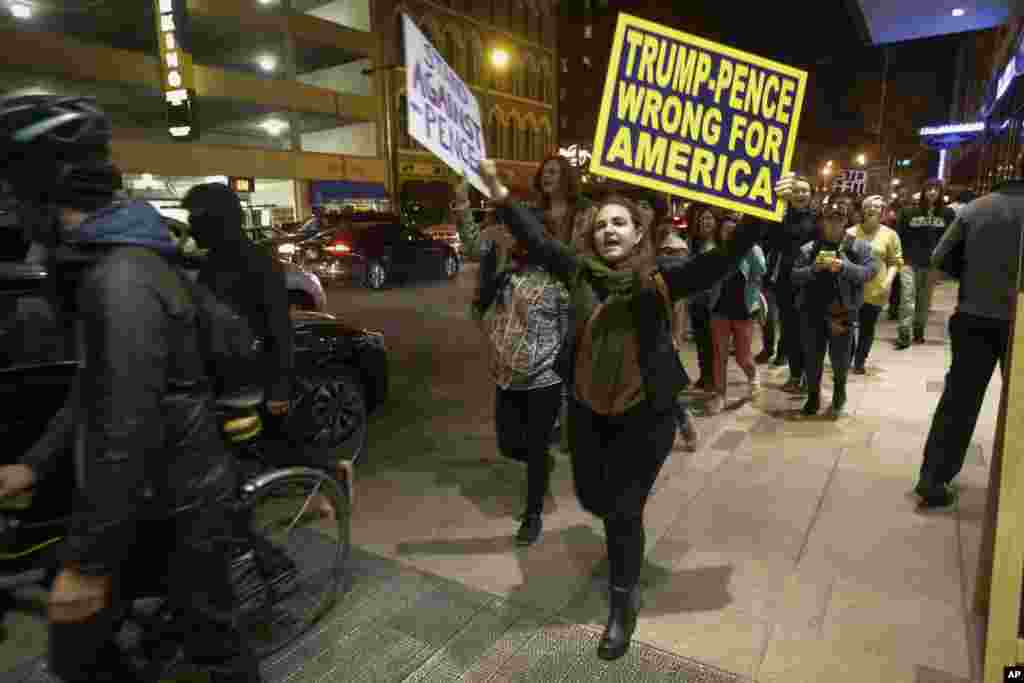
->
[748, 371, 761, 393]
[706, 395, 724, 415]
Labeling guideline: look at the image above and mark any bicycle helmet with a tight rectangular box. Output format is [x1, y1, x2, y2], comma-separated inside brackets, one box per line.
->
[0, 94, 119, 210]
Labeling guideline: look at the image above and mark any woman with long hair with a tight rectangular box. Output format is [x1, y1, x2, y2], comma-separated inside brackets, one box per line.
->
[706, 212, 766, 414]
[685, 203, 718, 391]
[478, 159, 784, 661]
[454, 175, 570, 547]
[534, 154, 592, 244]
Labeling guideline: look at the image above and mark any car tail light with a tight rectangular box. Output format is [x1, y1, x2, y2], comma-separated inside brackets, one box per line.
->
[325, 243, 351, 254]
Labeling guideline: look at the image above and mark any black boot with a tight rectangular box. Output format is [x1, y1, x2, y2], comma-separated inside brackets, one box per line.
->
[597, 585, 639, 661]
[800, 393, 820, 417]
[516, 513, 542, 546]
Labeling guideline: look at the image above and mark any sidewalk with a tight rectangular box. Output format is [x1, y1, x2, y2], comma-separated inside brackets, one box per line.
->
[0, 280, 992, 682]
[339, 279, 988, 683]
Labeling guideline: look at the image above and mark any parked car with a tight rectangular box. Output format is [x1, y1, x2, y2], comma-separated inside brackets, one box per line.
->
[1, 263, 387, 467]
[295, 217, 461, 289]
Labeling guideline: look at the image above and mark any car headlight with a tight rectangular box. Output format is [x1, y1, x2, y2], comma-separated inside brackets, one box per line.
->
[278, 243, 297, 255]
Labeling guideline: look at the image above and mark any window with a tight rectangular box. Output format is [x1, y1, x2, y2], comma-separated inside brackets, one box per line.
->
[507, 119, 518, 160]
[465, 42, 478, 83]
[489, 113, 501, 157]
[582, 55, 591, 67]
[398, 95, 411, 148]
[561, 115, 567, 129]
[560, 87, 566, 101]
[523, 127, 534, 161]
[561, 57, 568, 73]
[584, 25, 592, 39]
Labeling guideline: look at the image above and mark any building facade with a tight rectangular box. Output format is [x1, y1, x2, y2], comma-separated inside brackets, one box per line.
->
[0, 0, 393, 225]
[945, 15, 1024, 192]
[376, 0, 558, 210]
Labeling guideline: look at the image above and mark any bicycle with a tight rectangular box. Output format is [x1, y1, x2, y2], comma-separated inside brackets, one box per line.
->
[0, 387, 352, 681]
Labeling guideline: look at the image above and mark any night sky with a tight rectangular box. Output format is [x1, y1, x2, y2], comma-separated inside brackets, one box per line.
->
[615, 0, 961, 144]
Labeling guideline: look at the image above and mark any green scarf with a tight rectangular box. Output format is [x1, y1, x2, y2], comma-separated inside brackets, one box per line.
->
[568, 254, 648, 395]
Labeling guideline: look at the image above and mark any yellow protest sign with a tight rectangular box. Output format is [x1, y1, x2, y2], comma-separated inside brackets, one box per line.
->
[590, 14, 807, 222]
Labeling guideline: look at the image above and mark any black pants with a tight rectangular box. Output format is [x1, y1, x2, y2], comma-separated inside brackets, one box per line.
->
[568, 399, 676, 590]
[688, 303, 715, 384]
[495, 383, 563, 515]
[49, 504, 260, 682]
[777, 281, 805, 380]
[889, 271, 901, 314]
[854, 303, 882, 368]
[918, 313, 1009, 494]
[761, 288, 778, 355]
[801, 311, 853, 401]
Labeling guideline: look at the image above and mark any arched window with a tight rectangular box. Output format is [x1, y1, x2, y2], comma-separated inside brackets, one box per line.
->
[489, 112, 501, 158]
[507, 118, 518, 160]
[522, 126, 532, 161]
[398, 94, 411, 149]
[465, 36, 478, 83]
[539, 125, 549, 157]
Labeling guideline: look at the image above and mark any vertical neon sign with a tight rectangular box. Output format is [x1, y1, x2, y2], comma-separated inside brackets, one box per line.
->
[155, 0, 198, 140]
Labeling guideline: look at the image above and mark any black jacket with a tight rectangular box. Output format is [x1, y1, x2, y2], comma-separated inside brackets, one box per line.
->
[496, 203, 765, 414]
[192, 193, 293, 402]
[896, 204, 956, 268]
[792, 234, 880, 320]
[21, 201, 235, 574]
[762, 206, 817, 289]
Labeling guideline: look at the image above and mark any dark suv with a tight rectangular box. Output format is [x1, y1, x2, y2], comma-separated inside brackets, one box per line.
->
[284, 214, 460, 289]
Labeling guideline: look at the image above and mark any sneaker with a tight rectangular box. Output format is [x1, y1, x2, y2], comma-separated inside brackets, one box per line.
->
[705, 395, 724, 415]
[781, 378, 805, 394]
[754, 349, 773, 364]
[679, 419, 699, 452]
[913, 333, 925, 344]
[917, 486, 958, 510]
[828, 393, 846, 420]
[516, 514, 542, 545]
[748, 371, 761, 393]
[800, 395, 820, 417]
[852, 365, 867, 375]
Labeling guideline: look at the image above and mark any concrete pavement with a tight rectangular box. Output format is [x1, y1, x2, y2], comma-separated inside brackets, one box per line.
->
[0, 269, 993, 682]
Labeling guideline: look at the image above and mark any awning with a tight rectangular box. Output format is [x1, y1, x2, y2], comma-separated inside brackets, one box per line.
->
[310, 180, 388, 205]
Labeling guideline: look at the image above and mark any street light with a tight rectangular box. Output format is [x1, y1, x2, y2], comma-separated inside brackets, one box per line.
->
[856, 153, 867, 166]
[491, 48, 510, 69]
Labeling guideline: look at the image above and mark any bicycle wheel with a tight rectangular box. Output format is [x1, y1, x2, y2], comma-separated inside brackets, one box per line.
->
[234, 466, 350, 658]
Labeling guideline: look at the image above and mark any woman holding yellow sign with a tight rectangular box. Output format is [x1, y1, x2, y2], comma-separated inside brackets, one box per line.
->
[477, 159, 790, 661]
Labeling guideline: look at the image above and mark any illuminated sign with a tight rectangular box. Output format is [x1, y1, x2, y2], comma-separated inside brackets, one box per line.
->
[230, 177, 255, 193]
[919, 122, 985, 136]
[558, 144, 593, 168]
[155, 0, 198, 140]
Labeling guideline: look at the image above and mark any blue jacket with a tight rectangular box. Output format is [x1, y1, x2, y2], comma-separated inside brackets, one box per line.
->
[792, 234, 880, 320]
[706, 245, 766, 316]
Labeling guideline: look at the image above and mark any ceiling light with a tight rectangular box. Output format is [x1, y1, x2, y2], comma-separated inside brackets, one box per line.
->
[257, 55, 277, 72]
[10, 2, 32, 19]
[261, 118, 288, 135]
[952, 8, 965, 17]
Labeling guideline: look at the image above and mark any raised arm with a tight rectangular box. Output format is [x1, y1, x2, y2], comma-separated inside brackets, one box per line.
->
[658, 217, 766, 301]
[495, 203, 581, 284]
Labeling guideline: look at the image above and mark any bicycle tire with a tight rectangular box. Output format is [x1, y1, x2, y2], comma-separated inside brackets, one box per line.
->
[235, 466, 350, 658]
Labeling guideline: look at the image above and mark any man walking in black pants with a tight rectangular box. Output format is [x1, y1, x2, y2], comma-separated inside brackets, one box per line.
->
[762, 176, 817, 392]
[916, 163, 1024, 509]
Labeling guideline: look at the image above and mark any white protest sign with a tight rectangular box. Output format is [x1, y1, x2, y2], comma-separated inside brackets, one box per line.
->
[403, 14, 490, 197]
[832, 170, 867, 195]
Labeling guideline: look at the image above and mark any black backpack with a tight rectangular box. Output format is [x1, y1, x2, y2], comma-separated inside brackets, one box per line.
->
[176, 273, 258, 397]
